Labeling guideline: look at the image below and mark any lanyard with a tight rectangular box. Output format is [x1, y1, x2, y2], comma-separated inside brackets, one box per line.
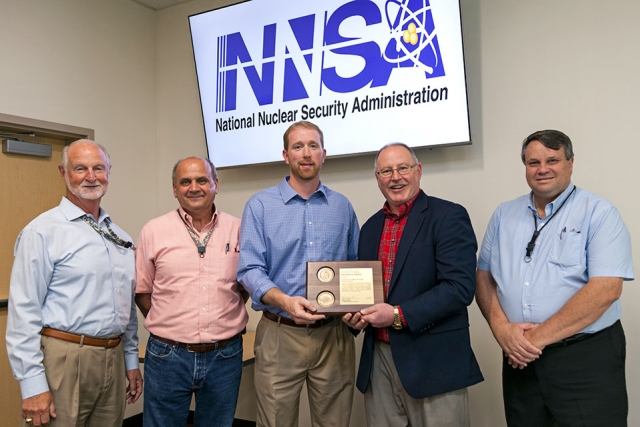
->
[81, 215, 134, 249]
[524, 186, 576, 262]
[177, 209, 215, 258]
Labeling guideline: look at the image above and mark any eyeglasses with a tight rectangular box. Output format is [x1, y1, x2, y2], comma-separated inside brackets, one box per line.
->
[376, 164, 418, 178]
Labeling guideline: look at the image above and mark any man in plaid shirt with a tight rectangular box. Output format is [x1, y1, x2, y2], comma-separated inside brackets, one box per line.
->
[344, 143, 483, 427]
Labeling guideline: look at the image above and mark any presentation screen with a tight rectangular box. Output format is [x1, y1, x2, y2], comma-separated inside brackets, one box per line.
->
[190, 0, 470, 168]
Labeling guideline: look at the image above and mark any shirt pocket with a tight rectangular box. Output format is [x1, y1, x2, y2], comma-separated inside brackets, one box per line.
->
[548, 230, 584, 268]
[210, 246, 240, 283]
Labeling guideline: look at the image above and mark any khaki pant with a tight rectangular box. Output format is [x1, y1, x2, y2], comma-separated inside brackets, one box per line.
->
[36, 335, 126, 427]
[365, 341, 469, 427]
[254, 316, 355, 427]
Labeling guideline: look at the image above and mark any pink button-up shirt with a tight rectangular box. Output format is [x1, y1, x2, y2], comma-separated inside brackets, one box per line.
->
[136, 207, 248, 343]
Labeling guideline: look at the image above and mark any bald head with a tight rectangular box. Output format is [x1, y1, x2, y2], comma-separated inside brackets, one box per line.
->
[172, 156, 217, 185]
[61, 139, 111, 171]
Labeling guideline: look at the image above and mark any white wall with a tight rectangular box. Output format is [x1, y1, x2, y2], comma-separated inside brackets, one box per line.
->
[0, 0, 158, 235]
[1, 0, 639, 426]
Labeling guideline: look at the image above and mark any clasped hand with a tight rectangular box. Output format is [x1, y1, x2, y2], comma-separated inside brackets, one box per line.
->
[493, 322, 542, 369]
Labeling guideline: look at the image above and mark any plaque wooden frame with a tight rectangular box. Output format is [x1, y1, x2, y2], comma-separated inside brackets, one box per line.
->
[306, 260, 384, 315]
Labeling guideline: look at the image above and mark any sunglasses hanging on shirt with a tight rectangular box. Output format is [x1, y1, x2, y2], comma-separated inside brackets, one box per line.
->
[524, 186, 576, 263]
[81, 215, 135, 249]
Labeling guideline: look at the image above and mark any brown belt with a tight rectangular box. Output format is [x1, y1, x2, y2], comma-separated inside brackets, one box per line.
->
[152, 333, 241, 353]
[41, 327, 122, 348]
[263, 311, 336, 329]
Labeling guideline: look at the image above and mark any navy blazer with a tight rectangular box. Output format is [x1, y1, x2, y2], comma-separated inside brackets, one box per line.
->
[356, 191, 483, 398]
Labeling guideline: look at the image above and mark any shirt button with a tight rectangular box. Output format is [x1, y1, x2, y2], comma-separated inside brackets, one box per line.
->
[202, 266, 206, 270]
[202, 286, 206, 290]
[308, 221, 312, 225]
[523, 304, 529, 308]
[524, 282, 530, 287]
[202, 307, 206, 311]
[530, 262, 534, 266]
[310, 242, 313, 245]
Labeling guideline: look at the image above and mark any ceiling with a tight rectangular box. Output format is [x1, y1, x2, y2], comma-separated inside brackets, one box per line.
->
[130, 0, 197, 11]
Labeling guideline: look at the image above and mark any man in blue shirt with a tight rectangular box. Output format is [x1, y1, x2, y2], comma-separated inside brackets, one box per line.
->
[476, 130, 634, 427]
[238, 121, 359, 427]
[6, 139, 142, 426]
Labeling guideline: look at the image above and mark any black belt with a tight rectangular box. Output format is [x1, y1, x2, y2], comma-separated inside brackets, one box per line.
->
[152, 333, 241, 353]
[546, 333, 592, 348]
[546, 320, 619, 349]
[263, 311, 336, 328]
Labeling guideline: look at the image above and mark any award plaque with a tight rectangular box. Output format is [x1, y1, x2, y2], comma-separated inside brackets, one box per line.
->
[306, 261, 384, 314]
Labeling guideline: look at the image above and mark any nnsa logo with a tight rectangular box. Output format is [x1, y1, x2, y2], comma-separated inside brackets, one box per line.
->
[216, 0, 445, 113]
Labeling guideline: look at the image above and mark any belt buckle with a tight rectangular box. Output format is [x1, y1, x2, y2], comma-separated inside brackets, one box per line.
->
[186, 343, 208, 353]
[104, 338, 112, 349]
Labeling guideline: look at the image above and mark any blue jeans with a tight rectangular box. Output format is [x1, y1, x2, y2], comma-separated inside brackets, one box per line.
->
[142, 334, 243, 427]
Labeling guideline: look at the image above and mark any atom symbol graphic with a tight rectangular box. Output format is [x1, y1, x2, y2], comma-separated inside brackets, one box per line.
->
[383, 0, 440, 74]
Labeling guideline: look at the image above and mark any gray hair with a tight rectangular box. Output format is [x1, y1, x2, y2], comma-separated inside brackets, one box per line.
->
[374, 142, 419, 172]
[172, 157, 217, 184]
[60, 139, 111, 170]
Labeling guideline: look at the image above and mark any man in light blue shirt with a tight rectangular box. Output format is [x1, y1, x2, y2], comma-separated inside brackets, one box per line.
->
[238, 121, 359, 427]
[6, 140, 142, 426]
[476, 130, 633, 427]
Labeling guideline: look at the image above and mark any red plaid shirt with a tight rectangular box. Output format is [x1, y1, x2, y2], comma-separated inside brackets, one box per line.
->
[374, 193, 419, 343]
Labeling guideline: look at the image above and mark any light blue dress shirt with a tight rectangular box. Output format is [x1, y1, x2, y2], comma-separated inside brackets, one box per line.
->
[237, 177, 359, 317]
[478, 184, 633, 334]
[6, 197, 138, 399]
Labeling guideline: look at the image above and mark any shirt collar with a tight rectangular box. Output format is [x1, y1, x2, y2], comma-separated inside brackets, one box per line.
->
[527, 183, 576, 218]
[382, 191, 420, 220]
[178, 204, 218, 230]
[59, 196, 109, 224]
[279, 176, 328, 203]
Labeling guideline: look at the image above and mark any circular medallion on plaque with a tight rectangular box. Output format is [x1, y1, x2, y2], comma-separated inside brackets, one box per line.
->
[317, 291, 336, 308]
[317, 267, 335, 283]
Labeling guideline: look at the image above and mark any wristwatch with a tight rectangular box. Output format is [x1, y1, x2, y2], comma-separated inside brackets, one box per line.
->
[392, 306, 403, 330]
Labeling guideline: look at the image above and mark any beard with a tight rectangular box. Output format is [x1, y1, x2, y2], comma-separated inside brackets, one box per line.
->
[64, 175, 108, 201]
[290, 161, 322, 181]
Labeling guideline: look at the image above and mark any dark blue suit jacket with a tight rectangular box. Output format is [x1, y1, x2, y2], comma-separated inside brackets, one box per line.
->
[356, 191, 483, 398]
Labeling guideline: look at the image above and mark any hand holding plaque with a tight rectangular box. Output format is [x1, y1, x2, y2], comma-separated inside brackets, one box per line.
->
[306, 261, 384, 314]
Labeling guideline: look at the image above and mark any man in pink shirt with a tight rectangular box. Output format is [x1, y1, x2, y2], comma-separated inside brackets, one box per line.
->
[135, 156, 248, 427]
